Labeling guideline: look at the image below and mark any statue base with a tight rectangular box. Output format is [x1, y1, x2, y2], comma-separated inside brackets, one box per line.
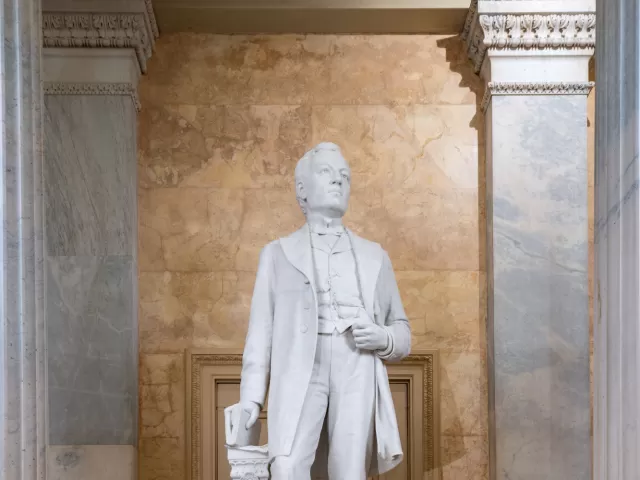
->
[226, 444, 269, 480]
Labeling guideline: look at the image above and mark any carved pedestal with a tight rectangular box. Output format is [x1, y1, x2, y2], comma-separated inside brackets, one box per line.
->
[226, 445, 270, 480]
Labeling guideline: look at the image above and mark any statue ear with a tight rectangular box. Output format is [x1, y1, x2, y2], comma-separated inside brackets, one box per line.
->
[296, 180, 306, 200]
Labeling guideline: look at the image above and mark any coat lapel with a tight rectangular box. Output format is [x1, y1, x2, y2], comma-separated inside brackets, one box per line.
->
[279, 224, 316, 291]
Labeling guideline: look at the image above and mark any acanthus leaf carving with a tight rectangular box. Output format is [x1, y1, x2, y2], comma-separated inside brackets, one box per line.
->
[463, 0, 595, 74]
[479, 13, 595, 50]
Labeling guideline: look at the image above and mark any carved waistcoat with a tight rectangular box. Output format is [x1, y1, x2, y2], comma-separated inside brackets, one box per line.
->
[310, 230, 364, 334]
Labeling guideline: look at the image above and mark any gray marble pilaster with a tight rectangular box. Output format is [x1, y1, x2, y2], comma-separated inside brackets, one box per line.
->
[46, 256, 135, 445]
[1, 0, 47, 478]
[593, 0, 640, 477]
[487, 95, 590, 479]
[44, 94, 138, 446]
[469, 2, 595, 477]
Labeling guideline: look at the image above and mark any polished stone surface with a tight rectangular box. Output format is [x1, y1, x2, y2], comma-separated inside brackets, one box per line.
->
[593, 0, 640, 477]
[44, 89, 138, 447]
[47, 256, 136, 445]
[44, 95, 135, 256]
[1, 0, 47, 478]
[489, 95, 590, 479]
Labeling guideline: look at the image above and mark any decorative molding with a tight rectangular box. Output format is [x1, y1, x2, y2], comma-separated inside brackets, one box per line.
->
[479, 13, 595, 50]
[186, 350, 440, 480]
[188, 353, 243, 480]
[43, 82, 141, 111]
[42, 10, 158, 73]
[481, 81, 595, 111]
[462, 0, 595, 75]
[144, 0, 160, 39]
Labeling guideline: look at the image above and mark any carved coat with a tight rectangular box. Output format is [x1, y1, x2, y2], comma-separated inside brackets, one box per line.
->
[240, 224, 411, 476]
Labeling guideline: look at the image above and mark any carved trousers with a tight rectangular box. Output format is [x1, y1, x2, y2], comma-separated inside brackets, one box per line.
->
[270, 329, 376, 480]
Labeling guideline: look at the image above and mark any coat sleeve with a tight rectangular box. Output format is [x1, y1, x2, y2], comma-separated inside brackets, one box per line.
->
[240, 243, 275, 407]
[374, 250, 411, 363]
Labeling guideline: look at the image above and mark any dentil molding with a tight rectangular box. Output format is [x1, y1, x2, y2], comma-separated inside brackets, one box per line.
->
[43, 82, 141, 111]
[481, 81, 595, 112]
[462, 0, 595, 74]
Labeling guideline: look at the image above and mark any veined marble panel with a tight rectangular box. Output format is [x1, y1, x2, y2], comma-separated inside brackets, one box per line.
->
[47, 255, 136, 445]
[489, 95, 590, 479]
[44, 95, 136, 256]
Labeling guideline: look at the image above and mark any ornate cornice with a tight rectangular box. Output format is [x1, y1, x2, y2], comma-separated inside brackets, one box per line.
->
[462, 0, 595, 75]
[481, 81, 595, 111]
[144, 0, 159, 39]
[43, 82, 141, 111]
[42, 1, 158, 74]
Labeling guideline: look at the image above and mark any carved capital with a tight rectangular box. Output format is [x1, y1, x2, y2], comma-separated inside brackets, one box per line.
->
[42, 0, 158, 73]
[462, 0, 595, 75]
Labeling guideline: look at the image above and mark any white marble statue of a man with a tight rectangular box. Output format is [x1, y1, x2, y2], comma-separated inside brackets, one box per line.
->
[239, 142, 411, 480]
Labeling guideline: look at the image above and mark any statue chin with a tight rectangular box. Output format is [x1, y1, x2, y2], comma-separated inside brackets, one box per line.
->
[308, 202, 348, 217]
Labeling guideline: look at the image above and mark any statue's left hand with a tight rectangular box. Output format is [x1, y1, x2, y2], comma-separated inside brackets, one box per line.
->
[352, 322, 389, 351]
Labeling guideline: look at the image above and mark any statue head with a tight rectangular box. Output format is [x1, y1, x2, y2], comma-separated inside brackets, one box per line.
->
[295, 142, 351, 218]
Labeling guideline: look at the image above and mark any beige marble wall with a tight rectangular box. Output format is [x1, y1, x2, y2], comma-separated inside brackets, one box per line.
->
[138, 34, 486, 480]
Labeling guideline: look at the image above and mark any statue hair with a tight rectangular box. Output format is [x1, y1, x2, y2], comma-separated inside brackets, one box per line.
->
[294, 142, 343, 215]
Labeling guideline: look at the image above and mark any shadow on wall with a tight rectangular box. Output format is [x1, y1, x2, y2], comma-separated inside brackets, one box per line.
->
[435, 34, 488, 475]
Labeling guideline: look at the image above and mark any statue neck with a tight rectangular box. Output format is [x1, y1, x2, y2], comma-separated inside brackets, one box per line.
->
[306, 212, 344, 233]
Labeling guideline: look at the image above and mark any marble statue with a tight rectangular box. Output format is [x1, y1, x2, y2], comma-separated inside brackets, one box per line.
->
[236, 142, 411, 480]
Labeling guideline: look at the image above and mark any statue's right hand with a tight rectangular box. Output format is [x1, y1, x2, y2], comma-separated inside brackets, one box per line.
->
[241, 401, 260, 429]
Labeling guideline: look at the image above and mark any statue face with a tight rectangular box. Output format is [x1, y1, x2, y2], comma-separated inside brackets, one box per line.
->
[299, 149, 351, 217]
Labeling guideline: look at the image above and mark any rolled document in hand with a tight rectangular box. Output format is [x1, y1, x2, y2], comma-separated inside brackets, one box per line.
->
[224, 403, 262, 447]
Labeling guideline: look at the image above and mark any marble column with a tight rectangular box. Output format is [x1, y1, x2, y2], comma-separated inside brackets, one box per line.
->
[41, 2, 157, 479]
[464, 1, 594, 478]
[593, 0, 640, 478]
[0, 0, 47, 479]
